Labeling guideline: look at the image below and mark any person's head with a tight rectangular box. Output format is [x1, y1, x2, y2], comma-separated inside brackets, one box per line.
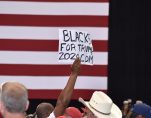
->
[0, 82, 29, 115]
[131, 103, 151, 118]
[128, 99, 132, 104]
[64, 107, 82, 118]
[128, 99, 132, 108]
[123, 100, 129, 110]
[35, 102, 54, 118]
[57, 107, 82, 118]
[136, 100, 143, 104]
[79, 91, 122, 118]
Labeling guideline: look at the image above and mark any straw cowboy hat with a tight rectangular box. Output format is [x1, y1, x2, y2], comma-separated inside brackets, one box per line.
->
[79, 91, 122, 118]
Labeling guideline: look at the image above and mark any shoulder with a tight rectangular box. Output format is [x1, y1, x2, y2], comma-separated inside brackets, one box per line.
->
[47, 112, 55, 118]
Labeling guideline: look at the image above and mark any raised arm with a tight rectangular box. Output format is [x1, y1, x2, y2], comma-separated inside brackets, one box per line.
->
[54, 58, 81, 117]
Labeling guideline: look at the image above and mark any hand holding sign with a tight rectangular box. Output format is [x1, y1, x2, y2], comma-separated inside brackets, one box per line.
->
[71, 57, 81, 75]
[58, 29, 93, 65]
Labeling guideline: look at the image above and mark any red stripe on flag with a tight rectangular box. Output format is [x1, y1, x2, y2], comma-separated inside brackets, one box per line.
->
[0, 15, 108, 27]
[0, 64, 107, 76]
[3, 0, 109, 2]
[93, 40, 108, 51]
[0, 39, 59, 51]
[0, 39, 107, 52]
[28, 89, 107, 99]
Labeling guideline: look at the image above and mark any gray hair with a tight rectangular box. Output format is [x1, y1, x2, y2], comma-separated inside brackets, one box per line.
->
[1, 82, 28, 113]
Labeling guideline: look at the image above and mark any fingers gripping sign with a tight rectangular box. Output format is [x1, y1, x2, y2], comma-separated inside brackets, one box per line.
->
[71, 57, 81, 75]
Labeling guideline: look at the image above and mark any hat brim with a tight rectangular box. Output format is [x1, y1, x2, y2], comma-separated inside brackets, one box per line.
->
[79, 97, 122, 118]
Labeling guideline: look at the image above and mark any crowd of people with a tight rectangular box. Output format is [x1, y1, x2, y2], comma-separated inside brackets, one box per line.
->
[0, 58, 151, 118]
[122, 99, 151, 118]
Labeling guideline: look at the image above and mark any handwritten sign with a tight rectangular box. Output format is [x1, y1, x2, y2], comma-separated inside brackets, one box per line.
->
[58, 29, 93, 65]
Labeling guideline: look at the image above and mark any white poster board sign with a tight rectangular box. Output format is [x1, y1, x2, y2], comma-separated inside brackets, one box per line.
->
[58, 29, 93, 65]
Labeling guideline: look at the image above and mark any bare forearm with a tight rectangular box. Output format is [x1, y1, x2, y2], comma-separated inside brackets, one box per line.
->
[58, 72, 78, 106]
[54, 58, 80, 117]
[54, 73, 78, 116]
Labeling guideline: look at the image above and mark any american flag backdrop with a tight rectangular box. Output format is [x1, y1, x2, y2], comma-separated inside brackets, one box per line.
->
[0, 0, 109, 99]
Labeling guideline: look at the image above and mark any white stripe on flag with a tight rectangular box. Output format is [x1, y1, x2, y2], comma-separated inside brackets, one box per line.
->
[0, 51, 108, 65]
[0, 1, 109, 16]
[0, 26, 108, 40]
[0, 76, 107, 90]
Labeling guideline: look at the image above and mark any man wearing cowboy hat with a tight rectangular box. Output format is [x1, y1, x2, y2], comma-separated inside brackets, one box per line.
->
[79, 91, 122, 118]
